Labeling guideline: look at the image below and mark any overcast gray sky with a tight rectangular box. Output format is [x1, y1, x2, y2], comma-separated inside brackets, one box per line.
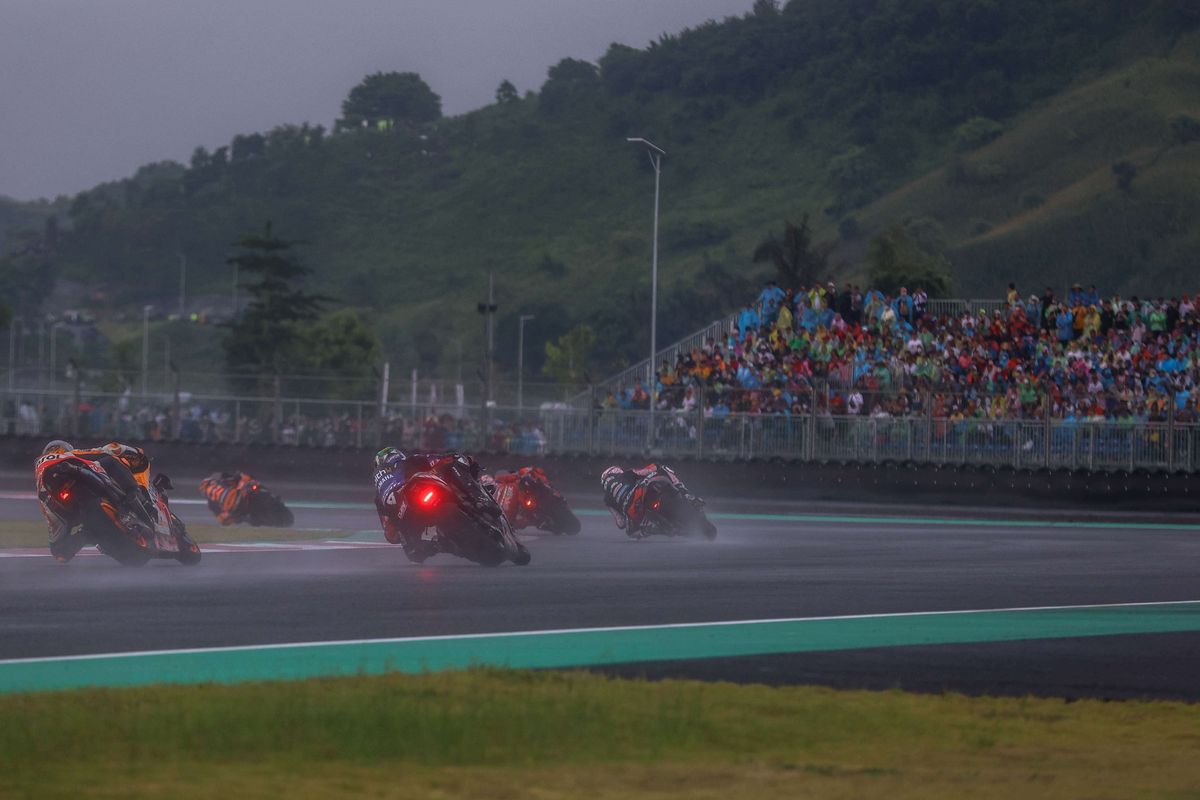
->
[0, 0, 754, 201]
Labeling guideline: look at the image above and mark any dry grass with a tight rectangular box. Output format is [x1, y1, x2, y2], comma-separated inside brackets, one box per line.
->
[1, 669, 1198, 799]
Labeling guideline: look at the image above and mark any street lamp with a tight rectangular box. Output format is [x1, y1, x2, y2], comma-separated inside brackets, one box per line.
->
[141, 305, 152, 396]
[626, 136, 665, 449]
[7, 315, 21, 392]
[178, 253, 187, 318]
[49, 322, 66, 386]
[517, 314, 535, 415]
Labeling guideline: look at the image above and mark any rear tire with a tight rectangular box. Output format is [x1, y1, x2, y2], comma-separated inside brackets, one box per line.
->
[444, 507, 509, 567]
[539, 498, 581, 536]
[84, 501, 152, 567]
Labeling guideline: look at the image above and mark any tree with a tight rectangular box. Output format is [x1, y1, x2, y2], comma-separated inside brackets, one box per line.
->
[867, 220, 953, 297]
[542, 324, 595, 388]
[539, 58, 600, 113]
[297, 309, 382, 399]
[495, 79, 519, 105]
[752, 215, 832, 288]
[223, 223, 329, 379]
[339, 72, 441, 130]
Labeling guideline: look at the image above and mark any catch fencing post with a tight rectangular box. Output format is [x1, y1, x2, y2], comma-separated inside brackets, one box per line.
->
[1129, 424, 1135, 472]
[587, 385, 596, 456]
[806, 387, 816, 461]
[695, 384, 705, 460]
[356, 403, 363, 449]
[1043, 400, 1051, 469]
[234, 399, 242, 444]
[924, 393, 933, 462]
[70, 361, 82, 438]
[172, 365, 181, 441]
[1167, 404, 1175, 472]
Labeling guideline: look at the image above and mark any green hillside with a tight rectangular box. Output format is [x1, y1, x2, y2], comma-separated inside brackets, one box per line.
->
[4, 0, 1199, 378]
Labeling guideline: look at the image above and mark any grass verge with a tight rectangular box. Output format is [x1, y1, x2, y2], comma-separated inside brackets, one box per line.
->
[0, 520, 352, 549]
[1, 669, 1198, 799]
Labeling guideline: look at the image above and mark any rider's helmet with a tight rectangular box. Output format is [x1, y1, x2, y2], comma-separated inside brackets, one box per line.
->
[41, 440, 73, 457]
[600, 466, 624, 484]
[374, 446, 406, 471]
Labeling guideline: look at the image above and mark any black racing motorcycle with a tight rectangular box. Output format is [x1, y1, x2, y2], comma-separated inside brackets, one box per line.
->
[243, 483, 295, 527]
[36, 452, 201, 566]
[389, 457, 531, 567]
[638, 470, 718, 541]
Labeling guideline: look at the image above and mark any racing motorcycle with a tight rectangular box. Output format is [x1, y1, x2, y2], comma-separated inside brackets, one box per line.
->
[484, 467, 581, 535]
[387, 457, 531, 567]
[201, 474, 295, 527]
[36, 452, 201, 566]
[636, 468, 718, 541]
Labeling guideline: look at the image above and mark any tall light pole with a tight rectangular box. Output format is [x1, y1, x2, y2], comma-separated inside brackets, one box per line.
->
[627, 136, 665, 449]
[141, 305, 152, 396]
[49, 322, 66, 385]
[7, 315, 20, 392]
[476, 273, 497, 448]
[517, 314, 535, 415]
[178, 253, 187, 318]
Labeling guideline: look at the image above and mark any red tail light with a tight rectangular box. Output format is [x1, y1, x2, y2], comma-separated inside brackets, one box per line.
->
[250, 484, 259, 492]
[410, 482, 442, 509]
[524, 497, 535, 509]
[651, 500, 660, 510]
[58, 489, 71, 503]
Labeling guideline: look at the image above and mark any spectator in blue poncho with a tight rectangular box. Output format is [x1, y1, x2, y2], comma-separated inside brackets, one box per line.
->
[737, 303, 760, 338]
[757, 280, 786, 320]
[1055, 306, 1075, 342]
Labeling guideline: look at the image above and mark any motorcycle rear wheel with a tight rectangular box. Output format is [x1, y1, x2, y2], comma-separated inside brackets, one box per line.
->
[84, 501, 153, 567]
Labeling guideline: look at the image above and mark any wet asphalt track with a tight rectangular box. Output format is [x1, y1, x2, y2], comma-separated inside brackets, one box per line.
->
[1, 478, 1199, 700]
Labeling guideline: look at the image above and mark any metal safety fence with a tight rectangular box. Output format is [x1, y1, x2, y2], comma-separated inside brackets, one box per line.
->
[540, 408, 1200, 472]
[6, 387, 1199, 471]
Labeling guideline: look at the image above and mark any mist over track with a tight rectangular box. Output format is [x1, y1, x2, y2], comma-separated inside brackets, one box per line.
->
[1, 481, 1198, 699]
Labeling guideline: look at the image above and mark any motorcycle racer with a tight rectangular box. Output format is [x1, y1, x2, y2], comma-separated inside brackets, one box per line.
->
[35, 440, 159, 562]
[600, 463, 695, 537]
[373, 446, 490, 562]
[199, 471, 257, 525]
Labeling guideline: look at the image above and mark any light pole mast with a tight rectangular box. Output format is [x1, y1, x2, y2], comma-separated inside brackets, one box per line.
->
[141, 305, 152, 396]
[627, 137, 665, 450]
[476, 273, 498, 448]
[178, 253, 187, 318]
[517, 314, 535, 415]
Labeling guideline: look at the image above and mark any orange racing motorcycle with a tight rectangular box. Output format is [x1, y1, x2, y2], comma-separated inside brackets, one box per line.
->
[36, 450, 201, 566]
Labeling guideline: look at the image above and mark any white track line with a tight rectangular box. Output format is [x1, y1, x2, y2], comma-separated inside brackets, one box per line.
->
[1, 599, 1196, 666]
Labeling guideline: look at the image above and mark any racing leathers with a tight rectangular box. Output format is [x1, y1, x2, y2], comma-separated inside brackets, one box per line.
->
[36, 441, 155, 562]
[600, 463, 693, 537]
[199, 472, 257, 525]
[373, 448, 488, 563]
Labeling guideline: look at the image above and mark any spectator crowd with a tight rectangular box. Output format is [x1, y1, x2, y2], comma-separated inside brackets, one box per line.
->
[603, 279, 1200, 425]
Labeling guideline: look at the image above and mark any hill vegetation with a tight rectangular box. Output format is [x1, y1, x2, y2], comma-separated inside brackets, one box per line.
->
[3, 0, 1199, 381]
